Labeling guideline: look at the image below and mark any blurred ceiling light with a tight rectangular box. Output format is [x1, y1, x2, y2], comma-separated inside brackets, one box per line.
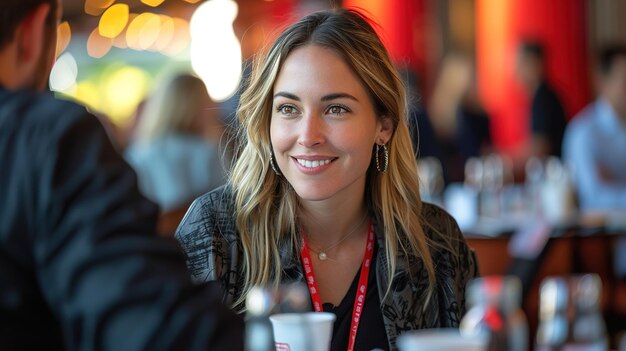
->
[161, 18, 190, 56]
[190, 0, 242, 101]
[151, 15, 175, 52]
[49, 52, 78, 92]
[141, 0, 165, 7]
[102, 66, 151, 126]
[126, 12, 161, 50]
[85, 0, 116, 16]
[87, 27, 113, 58]
[55, 21, 71, 58]
[99, 4, 129, 38]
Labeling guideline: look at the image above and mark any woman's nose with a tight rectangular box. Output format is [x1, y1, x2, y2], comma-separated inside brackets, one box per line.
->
[298, 113, 325, 147]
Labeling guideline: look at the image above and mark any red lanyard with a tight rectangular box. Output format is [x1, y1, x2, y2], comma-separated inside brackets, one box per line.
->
[300, 221, 375, 351]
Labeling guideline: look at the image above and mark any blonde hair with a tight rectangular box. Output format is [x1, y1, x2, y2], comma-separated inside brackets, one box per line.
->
[134, 73, 212, 143]
[230, 8, 437, 311]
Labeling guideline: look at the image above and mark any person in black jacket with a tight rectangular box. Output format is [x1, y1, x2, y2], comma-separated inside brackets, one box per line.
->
[0, 1, 243, 349]
[516, 40, 568, 158]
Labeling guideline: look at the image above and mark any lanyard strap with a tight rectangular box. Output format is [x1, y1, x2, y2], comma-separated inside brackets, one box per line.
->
[300, 221, 374, 351]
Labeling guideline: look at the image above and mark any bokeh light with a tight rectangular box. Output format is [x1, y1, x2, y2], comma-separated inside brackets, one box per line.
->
[84, 0, 116, 16]
[73, 81, 102, 112]
[101, 66, 151, 126]
[55, 21, 71, 58]
[87, 27, 113, 58]
[141, 0, 166, 7]
[190, 0, 242, 101]
[126, 12, 161, 50]
[99, 4, 129, 38]
[49, 52, 78, 92]
[161, 18, 190, 56]
[151, 15, 175, 52]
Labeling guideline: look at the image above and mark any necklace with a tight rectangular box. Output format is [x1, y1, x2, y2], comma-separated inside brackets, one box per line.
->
[306, 213, 368, 261]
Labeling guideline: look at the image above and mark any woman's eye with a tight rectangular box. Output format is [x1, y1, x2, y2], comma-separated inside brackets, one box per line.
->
[328, 105, 349, 115]
[277, 105, 297, 115]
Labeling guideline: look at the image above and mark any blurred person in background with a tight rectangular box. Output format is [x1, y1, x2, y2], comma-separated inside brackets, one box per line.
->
[125, 73, 228, 213]
[176, 9, 477, 351]
[428, 52, 492, 183]
[0, 0, 243, 349]
[400, 67, 442, 161]
[516, 40, 568, 159]
[562, 44, 626, 212]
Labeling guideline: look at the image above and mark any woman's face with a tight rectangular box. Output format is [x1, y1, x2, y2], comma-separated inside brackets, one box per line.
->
[270, 45, 392, 204]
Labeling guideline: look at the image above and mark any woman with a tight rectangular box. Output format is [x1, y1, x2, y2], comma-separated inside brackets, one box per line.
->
[176, 9, 477, 350]
[125, 73, 227, 212]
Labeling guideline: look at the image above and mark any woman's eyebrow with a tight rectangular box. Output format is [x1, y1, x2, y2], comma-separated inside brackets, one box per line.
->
[321, 93, 358, 102]
[273, 92, 359, 102]
[273, 92, 300, 100]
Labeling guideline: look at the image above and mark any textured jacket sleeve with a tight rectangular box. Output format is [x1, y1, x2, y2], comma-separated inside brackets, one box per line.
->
[20, 96, 243, 350]
[423, 203, 479, 327]
[175, 187, 242, 306]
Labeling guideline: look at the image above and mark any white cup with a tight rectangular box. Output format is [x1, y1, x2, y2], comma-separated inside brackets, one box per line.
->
[396, 328, 486, 351]
[269, 312, 335, 351]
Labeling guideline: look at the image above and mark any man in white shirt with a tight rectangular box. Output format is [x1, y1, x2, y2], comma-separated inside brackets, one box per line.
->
[563, 45, 626, 211]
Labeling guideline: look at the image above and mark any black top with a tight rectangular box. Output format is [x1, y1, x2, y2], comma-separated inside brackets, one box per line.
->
[322, 242, 388, 351]
[531, 81, 568, 157]
[0, 87, 243, 350]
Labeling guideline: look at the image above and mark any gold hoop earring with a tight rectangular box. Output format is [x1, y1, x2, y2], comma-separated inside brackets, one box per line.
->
[270, 150, 282, 176]
[375, 143, 389, 173]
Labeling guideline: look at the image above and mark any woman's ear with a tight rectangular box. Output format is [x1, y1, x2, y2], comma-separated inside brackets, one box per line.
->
[377, 115, 394, 144]
[16, 4, 50, 71]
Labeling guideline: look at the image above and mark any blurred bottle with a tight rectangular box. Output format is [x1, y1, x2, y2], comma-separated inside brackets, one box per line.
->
[536, 274, 607, 351]
[245, 283, 310, 351]
[245, 286, 276, 351]
[525, 156, 545, 217]
[417, 157, 445, 206]
[460, 276, 528, 351]
[480, 154, 504, 219]
[541, 157, 575, 225]
[525, 157, 575, 225]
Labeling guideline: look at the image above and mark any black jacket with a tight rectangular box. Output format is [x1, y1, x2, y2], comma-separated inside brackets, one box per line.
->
[0, 88, 243, 350]
[176, 186, 479, 350]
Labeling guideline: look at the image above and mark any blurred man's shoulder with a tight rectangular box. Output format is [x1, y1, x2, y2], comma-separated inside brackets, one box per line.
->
[0, 89, 94, 133]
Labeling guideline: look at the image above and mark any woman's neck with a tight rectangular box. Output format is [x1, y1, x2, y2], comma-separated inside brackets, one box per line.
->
[299, 195, 368, 249]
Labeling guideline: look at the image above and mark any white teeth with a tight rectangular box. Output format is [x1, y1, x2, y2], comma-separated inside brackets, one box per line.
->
[296, 158, 331, 168]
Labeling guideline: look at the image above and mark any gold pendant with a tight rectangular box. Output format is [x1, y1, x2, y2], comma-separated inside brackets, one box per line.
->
[318, 251, 328, 261]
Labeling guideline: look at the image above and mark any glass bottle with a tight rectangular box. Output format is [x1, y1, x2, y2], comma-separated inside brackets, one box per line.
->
[536, 277, 569, 350]
[536, 274, 608, 351]
[460, 275, 528, 351]
[245, 286, 276, 351]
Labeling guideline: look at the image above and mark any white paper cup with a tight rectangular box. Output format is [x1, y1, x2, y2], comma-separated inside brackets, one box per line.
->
[396, 328, 486, 351]
[269, 312, 335, 351]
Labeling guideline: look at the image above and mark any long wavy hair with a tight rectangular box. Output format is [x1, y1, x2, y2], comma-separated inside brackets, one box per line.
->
[230, 8, 437, 311]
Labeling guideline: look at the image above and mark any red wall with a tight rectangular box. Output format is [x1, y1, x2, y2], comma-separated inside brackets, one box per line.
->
[343, 0, 428, 80]
[476, 0, 592, 154]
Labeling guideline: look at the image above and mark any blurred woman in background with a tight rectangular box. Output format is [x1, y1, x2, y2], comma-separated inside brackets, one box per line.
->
[125, 73, 227, 213]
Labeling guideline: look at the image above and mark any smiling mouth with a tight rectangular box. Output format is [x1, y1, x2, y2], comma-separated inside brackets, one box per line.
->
[294, 158, 334, 168]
